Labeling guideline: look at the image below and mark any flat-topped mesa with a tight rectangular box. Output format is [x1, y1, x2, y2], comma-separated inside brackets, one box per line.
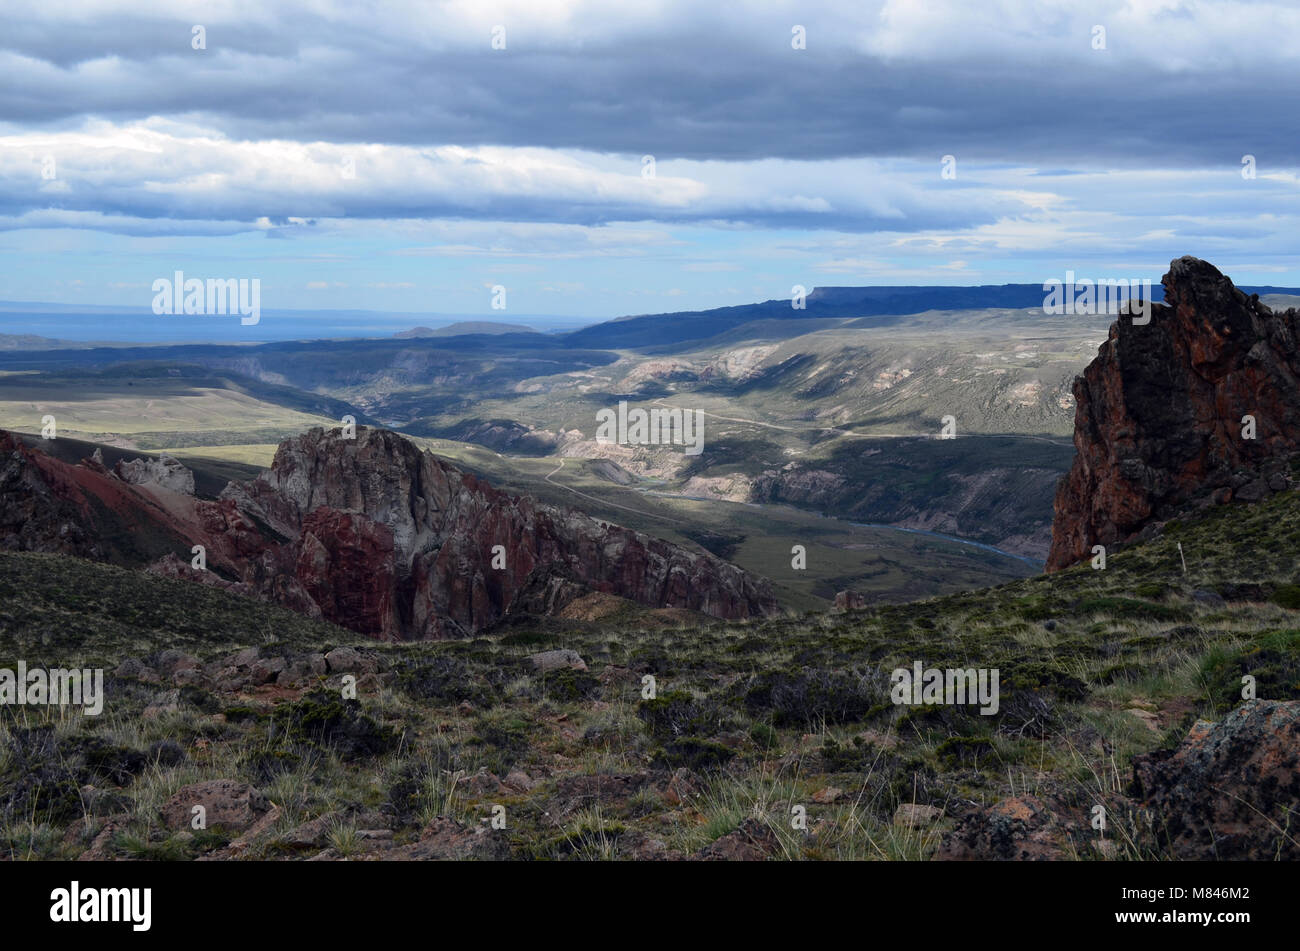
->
[1047, 256, 1300, 571]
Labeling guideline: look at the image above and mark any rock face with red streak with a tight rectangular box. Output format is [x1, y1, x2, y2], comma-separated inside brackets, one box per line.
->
[0, 426, 779, 638]
[221, 427, 779, 637]
[0, 431, 193, 563]
[295, 508, 397, 638]
[1047, 257, 1300, 571]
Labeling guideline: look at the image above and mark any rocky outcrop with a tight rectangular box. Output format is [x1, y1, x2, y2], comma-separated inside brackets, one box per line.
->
[219, 427, 778, 637]
[1130, 699, 1300, 860]
[0, 432, 103, 558]
[114, 454, 195, 495]
[0, 431, 195, 563]
[1048, 257, 1300, 570]
[834, 590, 867, 611]
[0, 426, 779, 638]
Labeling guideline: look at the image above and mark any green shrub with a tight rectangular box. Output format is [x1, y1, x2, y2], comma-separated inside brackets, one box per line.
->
[1271, 585, 1300, 610]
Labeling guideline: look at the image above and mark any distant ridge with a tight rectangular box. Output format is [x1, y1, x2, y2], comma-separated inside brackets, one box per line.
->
[0, 332, 73, 351]
[563, 281, 1300, 350]
[396, 320, 538, 338]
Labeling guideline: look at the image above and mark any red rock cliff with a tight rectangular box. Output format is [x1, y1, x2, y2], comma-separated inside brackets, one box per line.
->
[1, 426, 780, 636]
[220, 427, 779, 637]
[1047, 256, 1300, 570]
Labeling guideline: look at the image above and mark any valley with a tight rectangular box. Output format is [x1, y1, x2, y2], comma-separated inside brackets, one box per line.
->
[3, 259, 1300, 866]
[0, 297, 1111, 608]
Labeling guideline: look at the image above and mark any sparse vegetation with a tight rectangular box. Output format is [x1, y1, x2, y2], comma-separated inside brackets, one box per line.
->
[3, 487, 1298, 859]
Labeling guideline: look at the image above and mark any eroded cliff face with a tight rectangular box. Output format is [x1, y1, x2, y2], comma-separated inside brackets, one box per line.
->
[1048, 257, 1300, 570]
[0, 427, 780, 637]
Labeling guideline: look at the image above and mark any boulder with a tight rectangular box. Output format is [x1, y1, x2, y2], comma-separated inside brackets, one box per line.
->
[696, 818, 780, 861]
[1131, 699, 1300, 859]
[161, 780, 270, 833]
[936, 795, 1069, 860]
[894, 803, 944, 827]
[834, 590, 867, 611]
[528, 649, 587, 673]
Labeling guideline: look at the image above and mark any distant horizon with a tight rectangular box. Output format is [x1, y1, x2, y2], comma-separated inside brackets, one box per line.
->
[7, 269, 1300, 345]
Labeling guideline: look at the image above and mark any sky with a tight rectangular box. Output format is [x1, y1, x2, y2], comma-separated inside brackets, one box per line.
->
[2, 0, 1300, 332]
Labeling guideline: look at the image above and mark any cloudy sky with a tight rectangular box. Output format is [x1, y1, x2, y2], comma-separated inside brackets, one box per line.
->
[2, 0, 1299, 324]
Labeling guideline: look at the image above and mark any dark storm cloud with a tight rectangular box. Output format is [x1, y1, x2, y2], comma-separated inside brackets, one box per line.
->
[2, 4, 1296, 167]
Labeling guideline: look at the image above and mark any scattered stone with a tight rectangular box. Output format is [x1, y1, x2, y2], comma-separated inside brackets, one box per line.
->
[528, 649, 587, 673]
[276, 658, 317, 688]
[393, 817, 511, 860]
[157, 649, 200, 676]
[661, 768, 702, 806]
[502, 770, 534, 792]
[78, 820, 123, 861]
[280, 815, 334, 851]
[1235, 479, 1269, 502]
[936, 796, 1069, 861]
[696, 818, 780, 861]
[248, 657, 287, 685]
[226, 805, 283, 856]
[212, 666, 247, 691]
[230, 647, 260, 667]
[598, 665, 636, 686]
[161, 780, 271, 833]
[618, 830, 674, 860]
[173, 668, 206, 687]
[1125, 708, 1160, 733]
[456, 768, 503, 798]
[324, 647, 378, 675]
[555, 772, 652, 812]
[894, 803, 944, 827]
[115, 657, 146, 679]
[143, 688, 181, 719]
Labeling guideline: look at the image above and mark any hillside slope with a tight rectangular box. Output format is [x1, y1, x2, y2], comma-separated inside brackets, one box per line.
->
[3, 479, 1297, 860]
